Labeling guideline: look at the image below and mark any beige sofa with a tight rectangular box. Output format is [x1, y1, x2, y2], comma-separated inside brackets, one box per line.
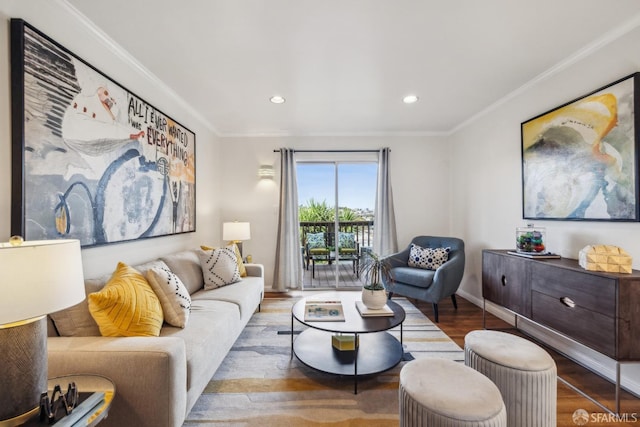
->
[46, 249, 264, 427]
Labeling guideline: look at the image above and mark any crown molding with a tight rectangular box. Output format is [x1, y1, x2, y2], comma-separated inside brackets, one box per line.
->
[56, 0, 219, 136]
[449, 11, 640, 136]
[54, 1, 640, 139]
[218, 130, 448, 138]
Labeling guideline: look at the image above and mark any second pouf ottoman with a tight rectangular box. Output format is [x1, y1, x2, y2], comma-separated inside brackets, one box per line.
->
[465, 330, 557, 427]
[399, 358, 506, 427]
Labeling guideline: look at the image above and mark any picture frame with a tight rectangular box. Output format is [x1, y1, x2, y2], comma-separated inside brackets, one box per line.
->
[521, 72, 640, 221]
[11, 19, 196, 247]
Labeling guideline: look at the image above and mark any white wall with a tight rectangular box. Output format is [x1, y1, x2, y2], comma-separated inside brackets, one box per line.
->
[219, 135, 450, 289]
[0, 0, 222, 278]
[449, 22, 640, 395]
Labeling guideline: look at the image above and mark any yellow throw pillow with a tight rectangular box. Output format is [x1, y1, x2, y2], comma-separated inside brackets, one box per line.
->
[88, 262, 164, 337]
[200, 243, 247, 277]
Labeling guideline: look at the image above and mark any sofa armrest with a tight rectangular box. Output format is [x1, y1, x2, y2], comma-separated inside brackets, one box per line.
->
[432, 251, 466, 300]
[48, 336, 187, 427]
[244, 263, 264, 278]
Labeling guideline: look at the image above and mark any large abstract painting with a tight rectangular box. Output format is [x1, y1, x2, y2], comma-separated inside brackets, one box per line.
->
[521, 73, 640, 221]
[11, 20, 196, 247]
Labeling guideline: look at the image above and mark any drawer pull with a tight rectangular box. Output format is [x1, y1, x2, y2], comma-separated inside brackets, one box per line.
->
[560, 297, 576, 308]
[501, 275, 507, 286]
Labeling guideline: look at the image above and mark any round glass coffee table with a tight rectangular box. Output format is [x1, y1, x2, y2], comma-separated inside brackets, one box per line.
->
[291, 291, 406, 394]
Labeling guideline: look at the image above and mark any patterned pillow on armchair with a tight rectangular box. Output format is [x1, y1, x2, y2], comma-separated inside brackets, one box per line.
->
[338, 232, 357, 254]
[307, 232, 326, 249]
[306, 232, 329, 256]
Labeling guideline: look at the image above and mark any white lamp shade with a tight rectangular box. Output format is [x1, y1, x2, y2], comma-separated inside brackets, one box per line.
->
[222, 222, 251, 241]
[0, 239, 86, 325]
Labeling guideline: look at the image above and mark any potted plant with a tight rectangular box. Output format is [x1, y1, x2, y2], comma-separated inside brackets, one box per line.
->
[359, 251, 392, 309]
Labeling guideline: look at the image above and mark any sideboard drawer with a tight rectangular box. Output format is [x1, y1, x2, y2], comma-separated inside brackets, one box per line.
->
[530, 262, 616, 316]
[531, 291, 616, 358]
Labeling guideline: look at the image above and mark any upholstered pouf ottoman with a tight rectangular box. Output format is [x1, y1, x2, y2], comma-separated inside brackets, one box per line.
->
[399, 358, 506, 427]
[465, 330, 557, 427]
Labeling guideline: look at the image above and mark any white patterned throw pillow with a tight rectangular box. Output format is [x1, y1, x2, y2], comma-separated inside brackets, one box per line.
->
[198, 247, 241, 290]
[408, 244, 451, 270]
[146, 265, 192, 328]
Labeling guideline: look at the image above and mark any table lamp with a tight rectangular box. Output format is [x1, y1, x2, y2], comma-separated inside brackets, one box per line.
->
[0, 238, 85, 426]
[222, 222, 251, 258]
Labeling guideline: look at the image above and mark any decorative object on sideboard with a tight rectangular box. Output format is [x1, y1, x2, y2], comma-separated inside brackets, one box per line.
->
[516, 224, 546, 253]
[521, 72, 640, 222]
[223, 221, 251, 258]
[578, 245, 632, 274]
[0, 238, 85, 425]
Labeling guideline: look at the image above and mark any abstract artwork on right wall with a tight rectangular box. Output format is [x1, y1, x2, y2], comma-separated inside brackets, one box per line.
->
[521, 72, 640, 221]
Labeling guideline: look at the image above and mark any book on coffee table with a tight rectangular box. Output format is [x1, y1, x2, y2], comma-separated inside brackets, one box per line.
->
[355, 301, 394, 317]
[304, 300, 345, 321]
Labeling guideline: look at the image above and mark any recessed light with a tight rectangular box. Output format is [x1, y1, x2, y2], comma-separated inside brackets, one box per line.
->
[403, 94, 419, 104]
[270, 95, 286, 104]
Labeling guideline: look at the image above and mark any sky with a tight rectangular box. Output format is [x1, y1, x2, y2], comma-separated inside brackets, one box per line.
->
[296, 163, 378, 210]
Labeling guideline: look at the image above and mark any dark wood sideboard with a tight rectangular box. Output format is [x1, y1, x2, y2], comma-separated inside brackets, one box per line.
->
[482, 249, 640, 361]
[482, 250, 640, 413]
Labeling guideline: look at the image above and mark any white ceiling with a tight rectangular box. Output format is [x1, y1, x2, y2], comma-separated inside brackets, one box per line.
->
[64, 0, 640, 137]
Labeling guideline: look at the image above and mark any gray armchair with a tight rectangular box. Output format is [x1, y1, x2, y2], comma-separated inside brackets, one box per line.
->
[382, 236, 465, 322]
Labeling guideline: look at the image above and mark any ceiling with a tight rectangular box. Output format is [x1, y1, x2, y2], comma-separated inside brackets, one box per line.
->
[64, 0, 640, 137]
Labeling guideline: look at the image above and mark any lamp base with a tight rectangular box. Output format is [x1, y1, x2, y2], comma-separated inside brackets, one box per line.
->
[0, 317, 47, 426]
[0, 408, 39, 427]
[228, 240, 244, 260]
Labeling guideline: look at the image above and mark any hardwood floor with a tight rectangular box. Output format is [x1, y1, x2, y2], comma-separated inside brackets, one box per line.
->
[266, 291, 640, 426]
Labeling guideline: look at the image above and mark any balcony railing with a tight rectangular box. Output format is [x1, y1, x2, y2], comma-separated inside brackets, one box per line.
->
[300, 220, 374, 249]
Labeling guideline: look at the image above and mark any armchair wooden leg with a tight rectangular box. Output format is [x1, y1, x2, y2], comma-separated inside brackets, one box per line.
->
[451, 294, 458, 310]
[388, 292, 394, 300]
[432, 303, 439, 323]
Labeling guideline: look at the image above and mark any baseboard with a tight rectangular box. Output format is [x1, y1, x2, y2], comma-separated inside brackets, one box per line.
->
[455, 289, 640, 397]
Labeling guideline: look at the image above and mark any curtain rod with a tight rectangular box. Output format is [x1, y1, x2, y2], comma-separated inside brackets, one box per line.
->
[272, 149, 385, 153]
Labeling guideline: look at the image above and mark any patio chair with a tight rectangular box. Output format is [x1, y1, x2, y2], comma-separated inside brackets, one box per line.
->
[382, 236, 465, 322]
[337, 232, 360, 276]
[305, 232, 330, 277]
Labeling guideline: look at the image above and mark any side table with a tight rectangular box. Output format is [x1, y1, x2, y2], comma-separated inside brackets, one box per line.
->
[22, 374, 115, 426]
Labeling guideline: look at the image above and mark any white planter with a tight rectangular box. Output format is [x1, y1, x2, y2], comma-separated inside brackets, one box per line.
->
[362, 288, 387, 309]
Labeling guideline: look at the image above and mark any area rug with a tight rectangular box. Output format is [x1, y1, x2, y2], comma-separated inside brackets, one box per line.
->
[183, 297, 464, 426]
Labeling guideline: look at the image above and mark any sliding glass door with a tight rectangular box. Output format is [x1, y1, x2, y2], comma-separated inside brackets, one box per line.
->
[297, 161, 377, 290]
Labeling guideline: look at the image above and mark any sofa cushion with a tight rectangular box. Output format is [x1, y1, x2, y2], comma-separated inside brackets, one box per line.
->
[146, 265, 192, 328]
[160, 250, 204, 295]
[160, 299, 241, 393]
[198, 247, 241, 289]
[391, 266, 435, 289]
[408, 244, 450, 270]
[192, 277, 263, 325]
[88, 262, 164, 337]
[49, 276, 105, 337]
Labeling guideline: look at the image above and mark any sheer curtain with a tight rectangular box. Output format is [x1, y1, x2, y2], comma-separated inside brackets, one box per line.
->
[273, 148, 303, 291]
[373, 148, 398, 256]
